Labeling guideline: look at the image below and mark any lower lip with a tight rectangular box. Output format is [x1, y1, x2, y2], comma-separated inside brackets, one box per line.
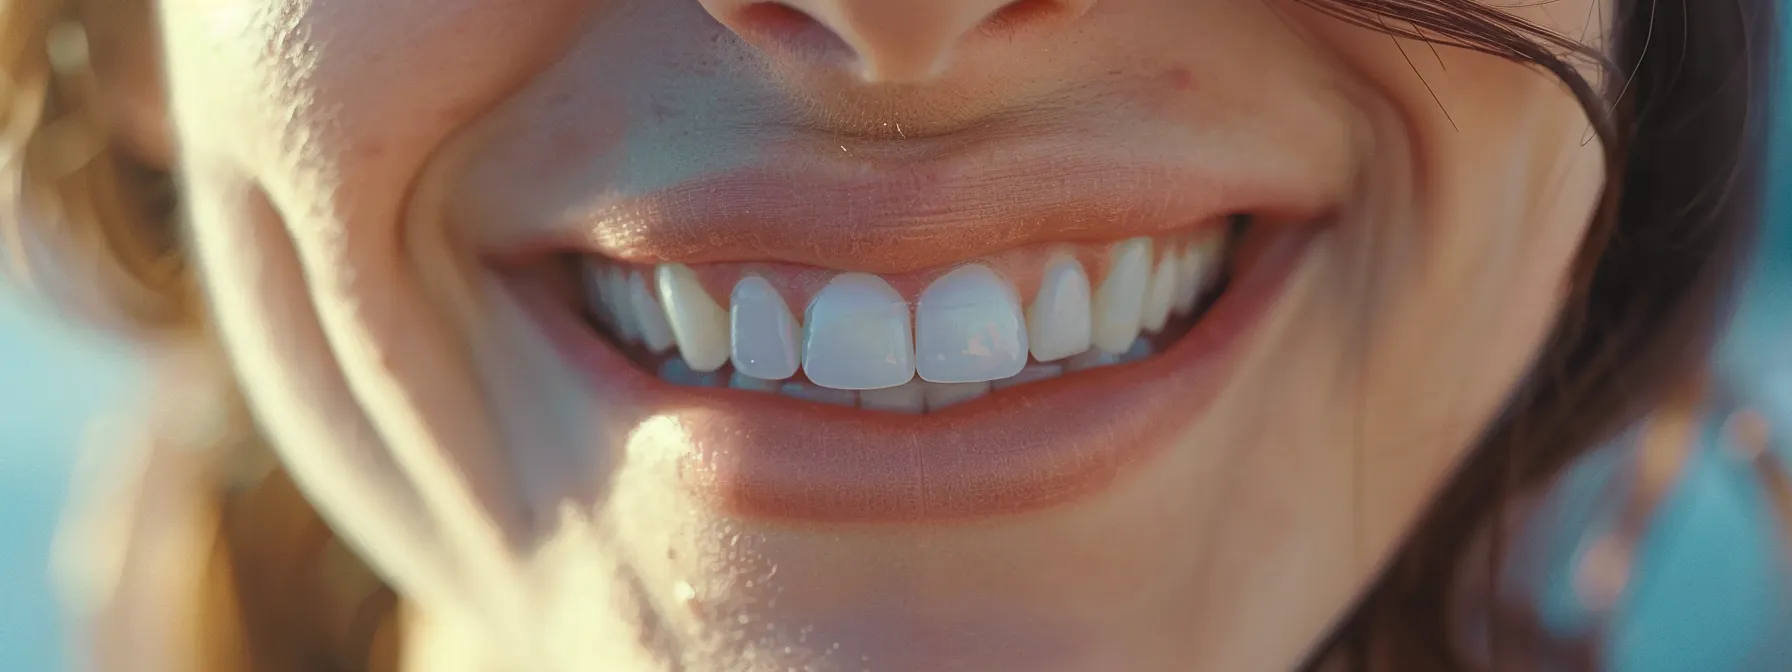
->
[511, 232, 1311, 524]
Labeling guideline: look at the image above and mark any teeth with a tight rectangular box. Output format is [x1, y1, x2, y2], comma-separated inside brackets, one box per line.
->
[729, 275, 803, 380]
[859, 379, 926, 414]
[992, 363, 1063, 390]
[658, 358, 722, 387]
[915, 264, 1028, 384]
[588, 228, 1231, 399]
[1064, 347, 1121, 372]
[603, 267, 641, 343]
[1140, 250, 1177, 333]
[1171, 240, 1201, 316]
[581, 263, 617, 329]
[924, 381, 991, 411]
[627, 270, 676, 353]
[657, 264, 730, 372]
[779, 381, 858, 407]
[801, 273, 916, 390]
[1121, 337, 1155, 363]
[1026, 254, 1093, 362]
[728, 371, 781, 392]
[1091, 237, 1152, 354]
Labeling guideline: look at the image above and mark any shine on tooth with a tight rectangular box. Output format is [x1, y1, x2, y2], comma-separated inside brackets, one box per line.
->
[627, 270, 676, 353]
[923, 381, 991, 411]
[1026, 254, 1094, 362]
[657, 264, 731, 372]
[801, 273, 915, 391]
[730, 275, 803, 380]
[780, 381, 859, 407]
[1091, 237, 1152, 354]
[1141, 250, 1177, 333]
[859, 379, 926, 414]
[915, 264, 1028, 384]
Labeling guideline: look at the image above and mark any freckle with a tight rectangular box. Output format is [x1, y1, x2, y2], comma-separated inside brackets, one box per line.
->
[651, 101, 675, 121]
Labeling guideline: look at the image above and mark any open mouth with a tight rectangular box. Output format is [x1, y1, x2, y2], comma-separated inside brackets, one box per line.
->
[560, 215, 1250, 412]
[498, 209, 1308, 523]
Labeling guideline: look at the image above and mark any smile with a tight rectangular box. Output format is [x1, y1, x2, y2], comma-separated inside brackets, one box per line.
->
[487, 144, 1331, 523]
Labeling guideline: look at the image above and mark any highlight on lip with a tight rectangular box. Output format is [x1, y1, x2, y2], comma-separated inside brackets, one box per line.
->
[555, 218, 1243, 413]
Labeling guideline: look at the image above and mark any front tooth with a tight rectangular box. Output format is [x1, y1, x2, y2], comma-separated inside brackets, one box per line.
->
[1172, 239, 1202, 316]
[779, 381, 858, 407]
[1091, 237, 1151, 354]
[859, 379, 926, 414]
[604, 267, 641, 343]
[1026, 254, 1093, 362]
[1140, 251, 1177, 333]
[657, 264, 730, 372]
[627, 271, 676, 353]
[802, 273, 915, 390]
[730, 275, 803, 380]
[915, 264, 1028, 384]
[923, 381, 990, 411]
[992, 363, 1063, 390]
[728, 371, 781, 392]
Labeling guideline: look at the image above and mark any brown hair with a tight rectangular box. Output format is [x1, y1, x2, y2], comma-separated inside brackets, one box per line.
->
[1, 0, 1779, 669]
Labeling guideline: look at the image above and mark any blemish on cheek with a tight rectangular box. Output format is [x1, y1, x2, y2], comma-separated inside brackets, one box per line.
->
[1159, 67, 1194, 92]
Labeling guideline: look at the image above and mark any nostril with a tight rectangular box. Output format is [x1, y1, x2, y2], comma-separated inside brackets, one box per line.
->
[735, 3, 853, 59]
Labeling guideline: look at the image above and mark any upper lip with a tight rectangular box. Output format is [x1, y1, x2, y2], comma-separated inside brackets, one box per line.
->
[472, 129, 1341, 272]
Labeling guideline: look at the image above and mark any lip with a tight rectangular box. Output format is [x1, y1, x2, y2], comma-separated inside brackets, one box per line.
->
[474, 130, 1341, 275]
[503, 228, 1311, 524]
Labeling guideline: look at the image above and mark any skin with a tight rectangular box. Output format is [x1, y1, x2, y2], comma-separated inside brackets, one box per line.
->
[101, 0, 1609, 669]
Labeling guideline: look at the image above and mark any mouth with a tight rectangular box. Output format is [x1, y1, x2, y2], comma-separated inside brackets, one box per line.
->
[482, 142, 1329, 523]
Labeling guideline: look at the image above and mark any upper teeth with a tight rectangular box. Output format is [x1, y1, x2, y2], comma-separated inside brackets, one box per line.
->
[580, 230, 1228, 403]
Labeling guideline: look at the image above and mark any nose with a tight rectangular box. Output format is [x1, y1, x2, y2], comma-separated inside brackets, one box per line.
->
[700, 0, 1096, 83]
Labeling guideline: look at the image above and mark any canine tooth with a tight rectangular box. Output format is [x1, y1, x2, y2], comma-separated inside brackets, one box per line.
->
[657, 264, 730, 372]
[1172, 239, 1202, 316]
[802, 273, 915, 390]
[915, 264, 1028, 384]
[1063, 348, 1120, 372]
[923, 381, 991, 410]
[730, 276, 802, 381]
[1092, 237, 1151, 354]
[1026, 254, 1093, 362]
[659, 359, 721, 387]
[859, 379, 926, 414]
[627, 271, 676, 353]
[779, 381, 858, 407]
[1141, 251, 1177, 333]
[992, 363, 1063, 390]
[729, 371, 781, 392]
[603, 266, 640, 343]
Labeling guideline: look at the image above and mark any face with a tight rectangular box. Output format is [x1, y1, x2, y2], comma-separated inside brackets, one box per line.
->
[138, 0, 1608, 669]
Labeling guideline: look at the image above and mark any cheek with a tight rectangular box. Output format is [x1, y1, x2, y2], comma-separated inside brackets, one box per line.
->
[162, 0, 587, 236]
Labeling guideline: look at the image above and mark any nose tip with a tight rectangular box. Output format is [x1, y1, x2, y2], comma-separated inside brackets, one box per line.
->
[702, 0, 1093, 83]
